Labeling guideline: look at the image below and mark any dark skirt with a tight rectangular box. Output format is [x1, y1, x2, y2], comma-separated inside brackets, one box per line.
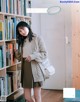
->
[21, 58, 43, 88]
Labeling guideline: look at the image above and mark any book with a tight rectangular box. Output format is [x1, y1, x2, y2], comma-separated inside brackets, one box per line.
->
[0, 46, 4, 68]
[17, 70, 21, 88]
[0, 21, 3, 40]
[0, 77, 6, 96]
[6, 43, 15, 66]
[0, 0, 1, 12]
[0, 0, 31, 101]
[7, 71, 17, 93]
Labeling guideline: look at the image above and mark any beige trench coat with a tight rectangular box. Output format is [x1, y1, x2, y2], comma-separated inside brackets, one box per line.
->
[15, 34, 48, 82]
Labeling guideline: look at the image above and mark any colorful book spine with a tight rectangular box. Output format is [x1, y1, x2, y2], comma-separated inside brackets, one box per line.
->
[0, 77, 5, 96]
[24, 0, 27, 16]
[0, 21, 3, 40]
[6, 0, 8, 13]
[0, 46, 4, 68]
[0, 0, 1, 12]
[13, 18, 17, 39]
[0, 48, 2, 68]
[7, 71, 17, 94]
[6, 43, 15, 66]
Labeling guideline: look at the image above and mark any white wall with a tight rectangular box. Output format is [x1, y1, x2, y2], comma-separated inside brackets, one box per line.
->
[31, 0, 72, 88]
[31, 14, 41, 35]
[31, 1, 42, 35]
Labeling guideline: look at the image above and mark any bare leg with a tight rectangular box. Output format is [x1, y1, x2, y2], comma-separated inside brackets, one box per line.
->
[24, 88, 35, 102]
[34, 87, 42, 102]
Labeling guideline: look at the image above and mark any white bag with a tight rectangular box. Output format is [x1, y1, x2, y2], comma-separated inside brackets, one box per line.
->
[35, 36, 55, 79]
[39, 58, 55, 79]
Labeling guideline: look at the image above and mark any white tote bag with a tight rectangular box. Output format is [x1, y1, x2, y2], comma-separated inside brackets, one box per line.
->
[35, 36, 55, 79]
[39, 58, 55, 79]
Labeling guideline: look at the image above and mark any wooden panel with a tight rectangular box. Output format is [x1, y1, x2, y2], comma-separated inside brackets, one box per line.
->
[72, 4, 80, 89]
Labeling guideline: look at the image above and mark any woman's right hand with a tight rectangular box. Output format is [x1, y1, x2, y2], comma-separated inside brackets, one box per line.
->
[25, 56, 31, 62]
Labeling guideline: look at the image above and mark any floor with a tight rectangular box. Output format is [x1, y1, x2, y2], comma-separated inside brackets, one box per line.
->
[41, 89, 63, 102]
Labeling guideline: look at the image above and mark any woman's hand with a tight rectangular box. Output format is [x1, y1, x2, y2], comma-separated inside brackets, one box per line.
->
[25, 56, 31, 62]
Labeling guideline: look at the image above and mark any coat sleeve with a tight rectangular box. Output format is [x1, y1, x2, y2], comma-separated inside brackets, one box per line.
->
[30, 36, 48, 62]
[14, 50, 22, 61]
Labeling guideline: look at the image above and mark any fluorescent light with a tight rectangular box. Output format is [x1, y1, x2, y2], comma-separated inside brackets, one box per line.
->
[26, 8, 48, 13]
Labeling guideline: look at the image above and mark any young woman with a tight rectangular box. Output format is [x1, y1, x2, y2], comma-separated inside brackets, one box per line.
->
[14, 21, 48, 102]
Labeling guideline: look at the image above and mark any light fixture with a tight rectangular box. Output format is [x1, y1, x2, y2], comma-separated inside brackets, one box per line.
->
[47, 6, 61, 15]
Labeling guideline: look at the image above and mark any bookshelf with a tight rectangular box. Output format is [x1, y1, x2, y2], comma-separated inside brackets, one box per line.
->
[0, 0, 31, 101]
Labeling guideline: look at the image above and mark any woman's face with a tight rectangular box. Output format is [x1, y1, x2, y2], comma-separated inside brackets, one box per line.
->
[18, 27, 29, 36]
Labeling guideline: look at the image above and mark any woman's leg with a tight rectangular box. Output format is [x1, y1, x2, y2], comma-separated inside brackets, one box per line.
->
[24, 88, 35, 102]
[34, 87, 42, 102]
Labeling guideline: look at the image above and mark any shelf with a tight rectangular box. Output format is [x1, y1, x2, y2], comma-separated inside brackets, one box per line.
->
[7, 87, 23, 97]
[0, 87, 23, 99]
[0, 96, 6, 102]
[0, 12, 31, 20]
[0, 0, 31, 100]
[0, 62, 21, 70]
[5, 39, 16, 42]
[6, 62, 21, 69]
[0, 40, 5, 42]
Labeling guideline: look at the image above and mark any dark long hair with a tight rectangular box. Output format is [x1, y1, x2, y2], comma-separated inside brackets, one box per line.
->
[16, 21, 34, 47]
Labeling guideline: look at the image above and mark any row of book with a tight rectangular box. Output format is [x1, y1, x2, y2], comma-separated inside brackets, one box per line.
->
[6, 43, 15, 66]
[4, 16, 16, 40]
[0, 0, 31, 16]
[0, 15, 31, 40]
[0, 16, 17, 40]
[0, 42, 20, 69]
[0, 70, 21, 96]
[0, 46, 5, 68]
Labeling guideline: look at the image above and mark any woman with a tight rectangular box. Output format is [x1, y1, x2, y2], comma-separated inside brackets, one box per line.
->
[14, 21, 48, 102]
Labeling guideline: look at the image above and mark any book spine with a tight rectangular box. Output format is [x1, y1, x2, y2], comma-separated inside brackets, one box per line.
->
[0, 21, 3, 40]
[0, 0, 1, 12]
[13, 18, 17, 39]
[24, 0, 27, 16]
[0, 46, 4, 68]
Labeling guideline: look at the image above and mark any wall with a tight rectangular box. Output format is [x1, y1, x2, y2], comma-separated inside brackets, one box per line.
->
[31, 0, 72, 88]
[31, 1, 41, 35]
[31, 14, 41, 35]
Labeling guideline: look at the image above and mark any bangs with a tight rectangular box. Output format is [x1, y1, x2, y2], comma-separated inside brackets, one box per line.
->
[18, 26, 24, 29]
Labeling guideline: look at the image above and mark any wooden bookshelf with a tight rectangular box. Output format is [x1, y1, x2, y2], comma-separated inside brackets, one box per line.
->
[0, 0, 31, 101]
[0, 12, 31, 20]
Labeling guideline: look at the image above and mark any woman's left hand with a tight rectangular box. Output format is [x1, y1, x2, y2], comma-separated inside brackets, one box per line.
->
[25, 56, 31, 62]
